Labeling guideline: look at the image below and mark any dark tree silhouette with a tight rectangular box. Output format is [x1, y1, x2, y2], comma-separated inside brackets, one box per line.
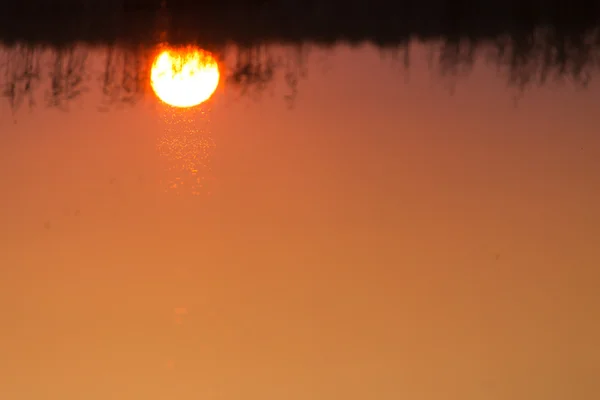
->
[1, 2, 600, 111]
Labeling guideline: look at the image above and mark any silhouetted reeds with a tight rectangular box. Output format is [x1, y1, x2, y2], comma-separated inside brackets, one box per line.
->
[1, 2, 600, 111]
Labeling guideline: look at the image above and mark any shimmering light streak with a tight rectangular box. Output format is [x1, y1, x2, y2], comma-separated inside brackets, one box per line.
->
[157, 105, 215, 196]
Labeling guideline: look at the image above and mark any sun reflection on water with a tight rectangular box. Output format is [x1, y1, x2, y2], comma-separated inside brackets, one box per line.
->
[150, 46, 220, 108]
[156, 104, 215, 196]
[149, 44, 220, 196]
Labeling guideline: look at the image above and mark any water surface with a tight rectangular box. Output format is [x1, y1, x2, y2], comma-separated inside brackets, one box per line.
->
[0, 11, 599, 400]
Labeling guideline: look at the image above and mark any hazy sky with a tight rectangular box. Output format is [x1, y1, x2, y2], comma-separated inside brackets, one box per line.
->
[0, 43, 599, 400]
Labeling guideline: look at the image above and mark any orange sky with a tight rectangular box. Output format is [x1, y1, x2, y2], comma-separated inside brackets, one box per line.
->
[0, 43, 599, 400]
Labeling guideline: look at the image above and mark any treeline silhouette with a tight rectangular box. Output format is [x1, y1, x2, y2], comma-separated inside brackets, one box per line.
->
[1, 2, 600, 111]
[1, 1, 599, 45]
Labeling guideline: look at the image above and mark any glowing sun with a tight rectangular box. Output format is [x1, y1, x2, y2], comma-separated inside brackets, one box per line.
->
[150, 47, 220, 108]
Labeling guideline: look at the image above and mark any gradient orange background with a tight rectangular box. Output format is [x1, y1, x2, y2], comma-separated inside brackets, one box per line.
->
[0, 43, 599, 400]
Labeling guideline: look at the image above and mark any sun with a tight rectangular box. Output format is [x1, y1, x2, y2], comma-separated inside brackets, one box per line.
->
[150, 47, 220, 108]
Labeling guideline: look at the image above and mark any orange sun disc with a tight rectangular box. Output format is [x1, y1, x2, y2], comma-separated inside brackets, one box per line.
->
[150, 47, 220, 108]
